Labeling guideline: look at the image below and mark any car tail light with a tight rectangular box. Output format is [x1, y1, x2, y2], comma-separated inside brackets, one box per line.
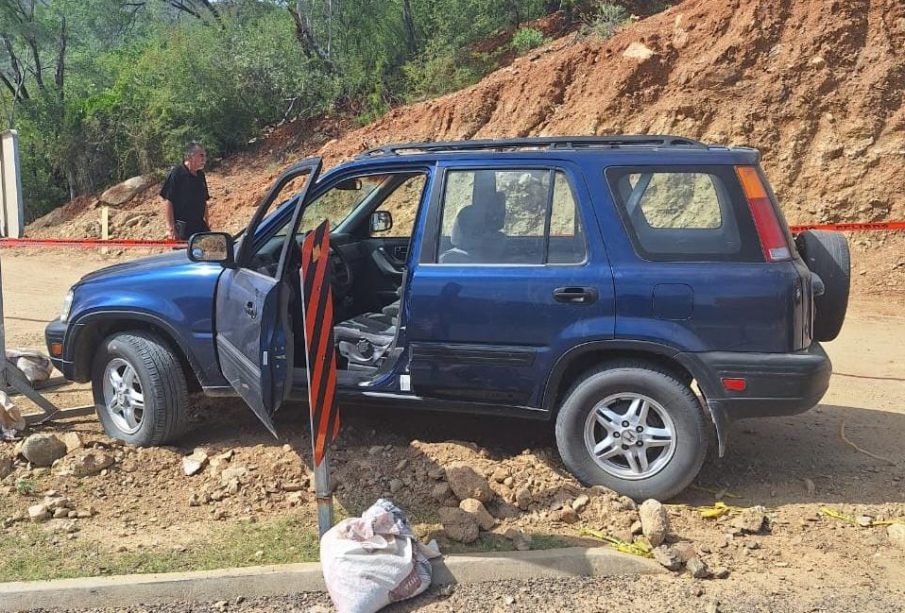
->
[736, 166, 791, 262]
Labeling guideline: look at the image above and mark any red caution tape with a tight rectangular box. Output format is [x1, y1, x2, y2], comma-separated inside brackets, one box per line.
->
[789, 221, 905, 233]
[0, 238, 187, 248]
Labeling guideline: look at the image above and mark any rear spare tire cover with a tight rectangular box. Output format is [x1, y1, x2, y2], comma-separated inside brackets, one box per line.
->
[796, 230, 850, 341]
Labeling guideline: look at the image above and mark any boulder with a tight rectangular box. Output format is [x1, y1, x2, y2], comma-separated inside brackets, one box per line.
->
[0, 455, 13, 479]
[687, 557, 711, 579]
[653, 545, 682, 571]
[28, 504, 50, 523]
[639, 499, 669, 547]
[445, 462, 494, 502]
[183, 449, 209, 477]
[100, 176, 153, 206]
[431, 482, 459, 507]
[438, 507, 479, 543]
[623, 42, 655, 61]
[60, 432, 84, 454]
[59, 449, 115, 477]
[459, 498, 495, 531]
[731, 506, 767, 533]
[887, 524, 905, 550]
[19, 434, 67, 467]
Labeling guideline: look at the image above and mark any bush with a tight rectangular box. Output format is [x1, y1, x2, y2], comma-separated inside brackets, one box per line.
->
[402, 41, 486, 102]
[589, 2, 629, 39]
[510, 27, 548, 54]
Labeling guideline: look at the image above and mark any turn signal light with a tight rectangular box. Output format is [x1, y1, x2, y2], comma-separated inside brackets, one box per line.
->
[50, 342, 63, 357]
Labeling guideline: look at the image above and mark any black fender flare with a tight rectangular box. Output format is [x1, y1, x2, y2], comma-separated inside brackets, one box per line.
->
[542, 339, 728, 455]
[66, 309, 209, 387]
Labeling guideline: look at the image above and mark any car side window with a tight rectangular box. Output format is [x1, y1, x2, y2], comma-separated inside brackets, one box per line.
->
[372, 174, 427, 238]
[606, 165, 761, 262]
[436, 169, 585, 265]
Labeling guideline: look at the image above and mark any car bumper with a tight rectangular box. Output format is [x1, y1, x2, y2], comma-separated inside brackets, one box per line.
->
[686, 342, 832, 422]
[45, 318, 75, 379]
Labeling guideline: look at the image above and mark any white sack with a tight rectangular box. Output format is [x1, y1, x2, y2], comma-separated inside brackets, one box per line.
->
[321, 499, 441, 613]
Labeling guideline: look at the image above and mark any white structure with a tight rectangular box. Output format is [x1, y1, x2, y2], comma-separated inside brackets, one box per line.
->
[0, 130, 25, 238]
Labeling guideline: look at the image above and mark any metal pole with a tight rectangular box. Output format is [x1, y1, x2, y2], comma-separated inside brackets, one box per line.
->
[313, 449, 333, 537]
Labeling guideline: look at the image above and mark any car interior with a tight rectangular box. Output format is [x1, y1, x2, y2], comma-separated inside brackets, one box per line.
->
[246, 170, 427, 380]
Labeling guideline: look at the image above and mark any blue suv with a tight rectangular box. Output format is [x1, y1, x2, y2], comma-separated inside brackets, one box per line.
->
[45, 136, 849, 500]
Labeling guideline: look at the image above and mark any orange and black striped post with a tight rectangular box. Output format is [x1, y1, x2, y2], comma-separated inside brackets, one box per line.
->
[300, 219, 341, 536]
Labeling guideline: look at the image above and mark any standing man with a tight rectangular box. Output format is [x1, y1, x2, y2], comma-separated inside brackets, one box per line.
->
[160, 142, 211, 240]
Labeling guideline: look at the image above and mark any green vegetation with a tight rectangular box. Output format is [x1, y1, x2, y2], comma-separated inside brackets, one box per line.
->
[587, 1, 630, 39]
[1, 1, 669, 222]
[510, 27, 549, 54]
[0, 517, 321, 582]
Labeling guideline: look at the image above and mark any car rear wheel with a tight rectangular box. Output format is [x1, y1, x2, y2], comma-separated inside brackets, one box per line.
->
[796, 230, 850, 342]
[91, 331, 188, 446]
[555, 361, 708, 501]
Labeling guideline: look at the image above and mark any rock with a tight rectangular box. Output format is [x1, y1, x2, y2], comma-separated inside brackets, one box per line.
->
[731, 506, 766, 533]
[28, 504, 50, 522]
[60, 432, 84, 454]
[220, 465, 248, 485]
[515, 486, 532, 510]
[552, 507, 579, 524]
[503, 476, 514, 487]
[431, 483, 459, 507]
[459, 498, 495, 531]
[623, 42, 655, 61]
[61, 449, 115, 477]
[183, 450, 209, 476]
[0, 456, 13, 479]
[438, 507, 479, 543]
[639, 499, 669, 547]
[53, 507, 70, 519]
[687, 557, 710, 579]
[887, 524, 905, 550]
[99, 175, 153, 206]
[712, 566, 730, 579]
[389, 479, 404, 494]
[616, 496, 637, 511]
[427, 468, 444, 480]
[855, 515, 874, 527]
[491, 467, 511, 483]
[705, 601, 720, 613]
[395, 459, 409, 471]
[572, 494, 590, 512]
[630, 520, 643, 535]
[19, 434, 67, 467]
[653, 545, 682, 571]
[671, 541, 697, 563]
[445, 463, 494, 503]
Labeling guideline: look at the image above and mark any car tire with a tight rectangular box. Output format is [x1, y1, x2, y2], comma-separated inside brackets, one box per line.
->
[91, 331, 188, 446]
[796, 230, 850, 342]
[555, 361, 708, 501]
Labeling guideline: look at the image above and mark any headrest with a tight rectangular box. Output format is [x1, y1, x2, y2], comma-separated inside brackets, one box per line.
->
[449, 191, 507, 249]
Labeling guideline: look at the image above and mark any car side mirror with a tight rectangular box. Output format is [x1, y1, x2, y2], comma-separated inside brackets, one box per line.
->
[188, 232, 235, 266]
[370, 211, 393, 234]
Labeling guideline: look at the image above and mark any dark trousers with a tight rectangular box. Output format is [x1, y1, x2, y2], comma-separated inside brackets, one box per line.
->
[175, 220, 210, 240]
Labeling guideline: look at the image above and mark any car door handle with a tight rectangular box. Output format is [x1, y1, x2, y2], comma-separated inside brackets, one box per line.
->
[245, 301, 258, 319]
[553, 287, 598, 304]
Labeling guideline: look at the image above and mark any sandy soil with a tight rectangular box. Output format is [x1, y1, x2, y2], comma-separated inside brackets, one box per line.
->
[0, 248, 903, 613]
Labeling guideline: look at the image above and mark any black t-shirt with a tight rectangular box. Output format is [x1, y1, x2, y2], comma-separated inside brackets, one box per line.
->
[160, 163, 210, 227]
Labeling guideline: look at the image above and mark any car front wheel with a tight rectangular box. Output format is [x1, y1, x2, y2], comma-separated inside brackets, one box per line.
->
[555, 361, 708, 501]
[91, 331, 188, 446]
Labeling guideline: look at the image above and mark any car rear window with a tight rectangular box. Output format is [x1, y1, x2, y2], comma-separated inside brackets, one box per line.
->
[605, 165, 762, 262]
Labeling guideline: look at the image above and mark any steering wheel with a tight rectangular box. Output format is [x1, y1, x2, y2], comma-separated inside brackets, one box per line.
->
[328, 245, 354, 296]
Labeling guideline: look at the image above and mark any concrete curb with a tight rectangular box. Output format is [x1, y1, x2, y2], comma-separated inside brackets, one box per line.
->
[0, 547, 662, 611]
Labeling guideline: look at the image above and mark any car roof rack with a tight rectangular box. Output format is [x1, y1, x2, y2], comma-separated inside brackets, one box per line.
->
[357, 135, 709, 158]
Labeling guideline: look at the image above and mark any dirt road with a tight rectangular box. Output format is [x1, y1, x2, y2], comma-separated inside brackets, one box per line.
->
[1, 249, 904, 612]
